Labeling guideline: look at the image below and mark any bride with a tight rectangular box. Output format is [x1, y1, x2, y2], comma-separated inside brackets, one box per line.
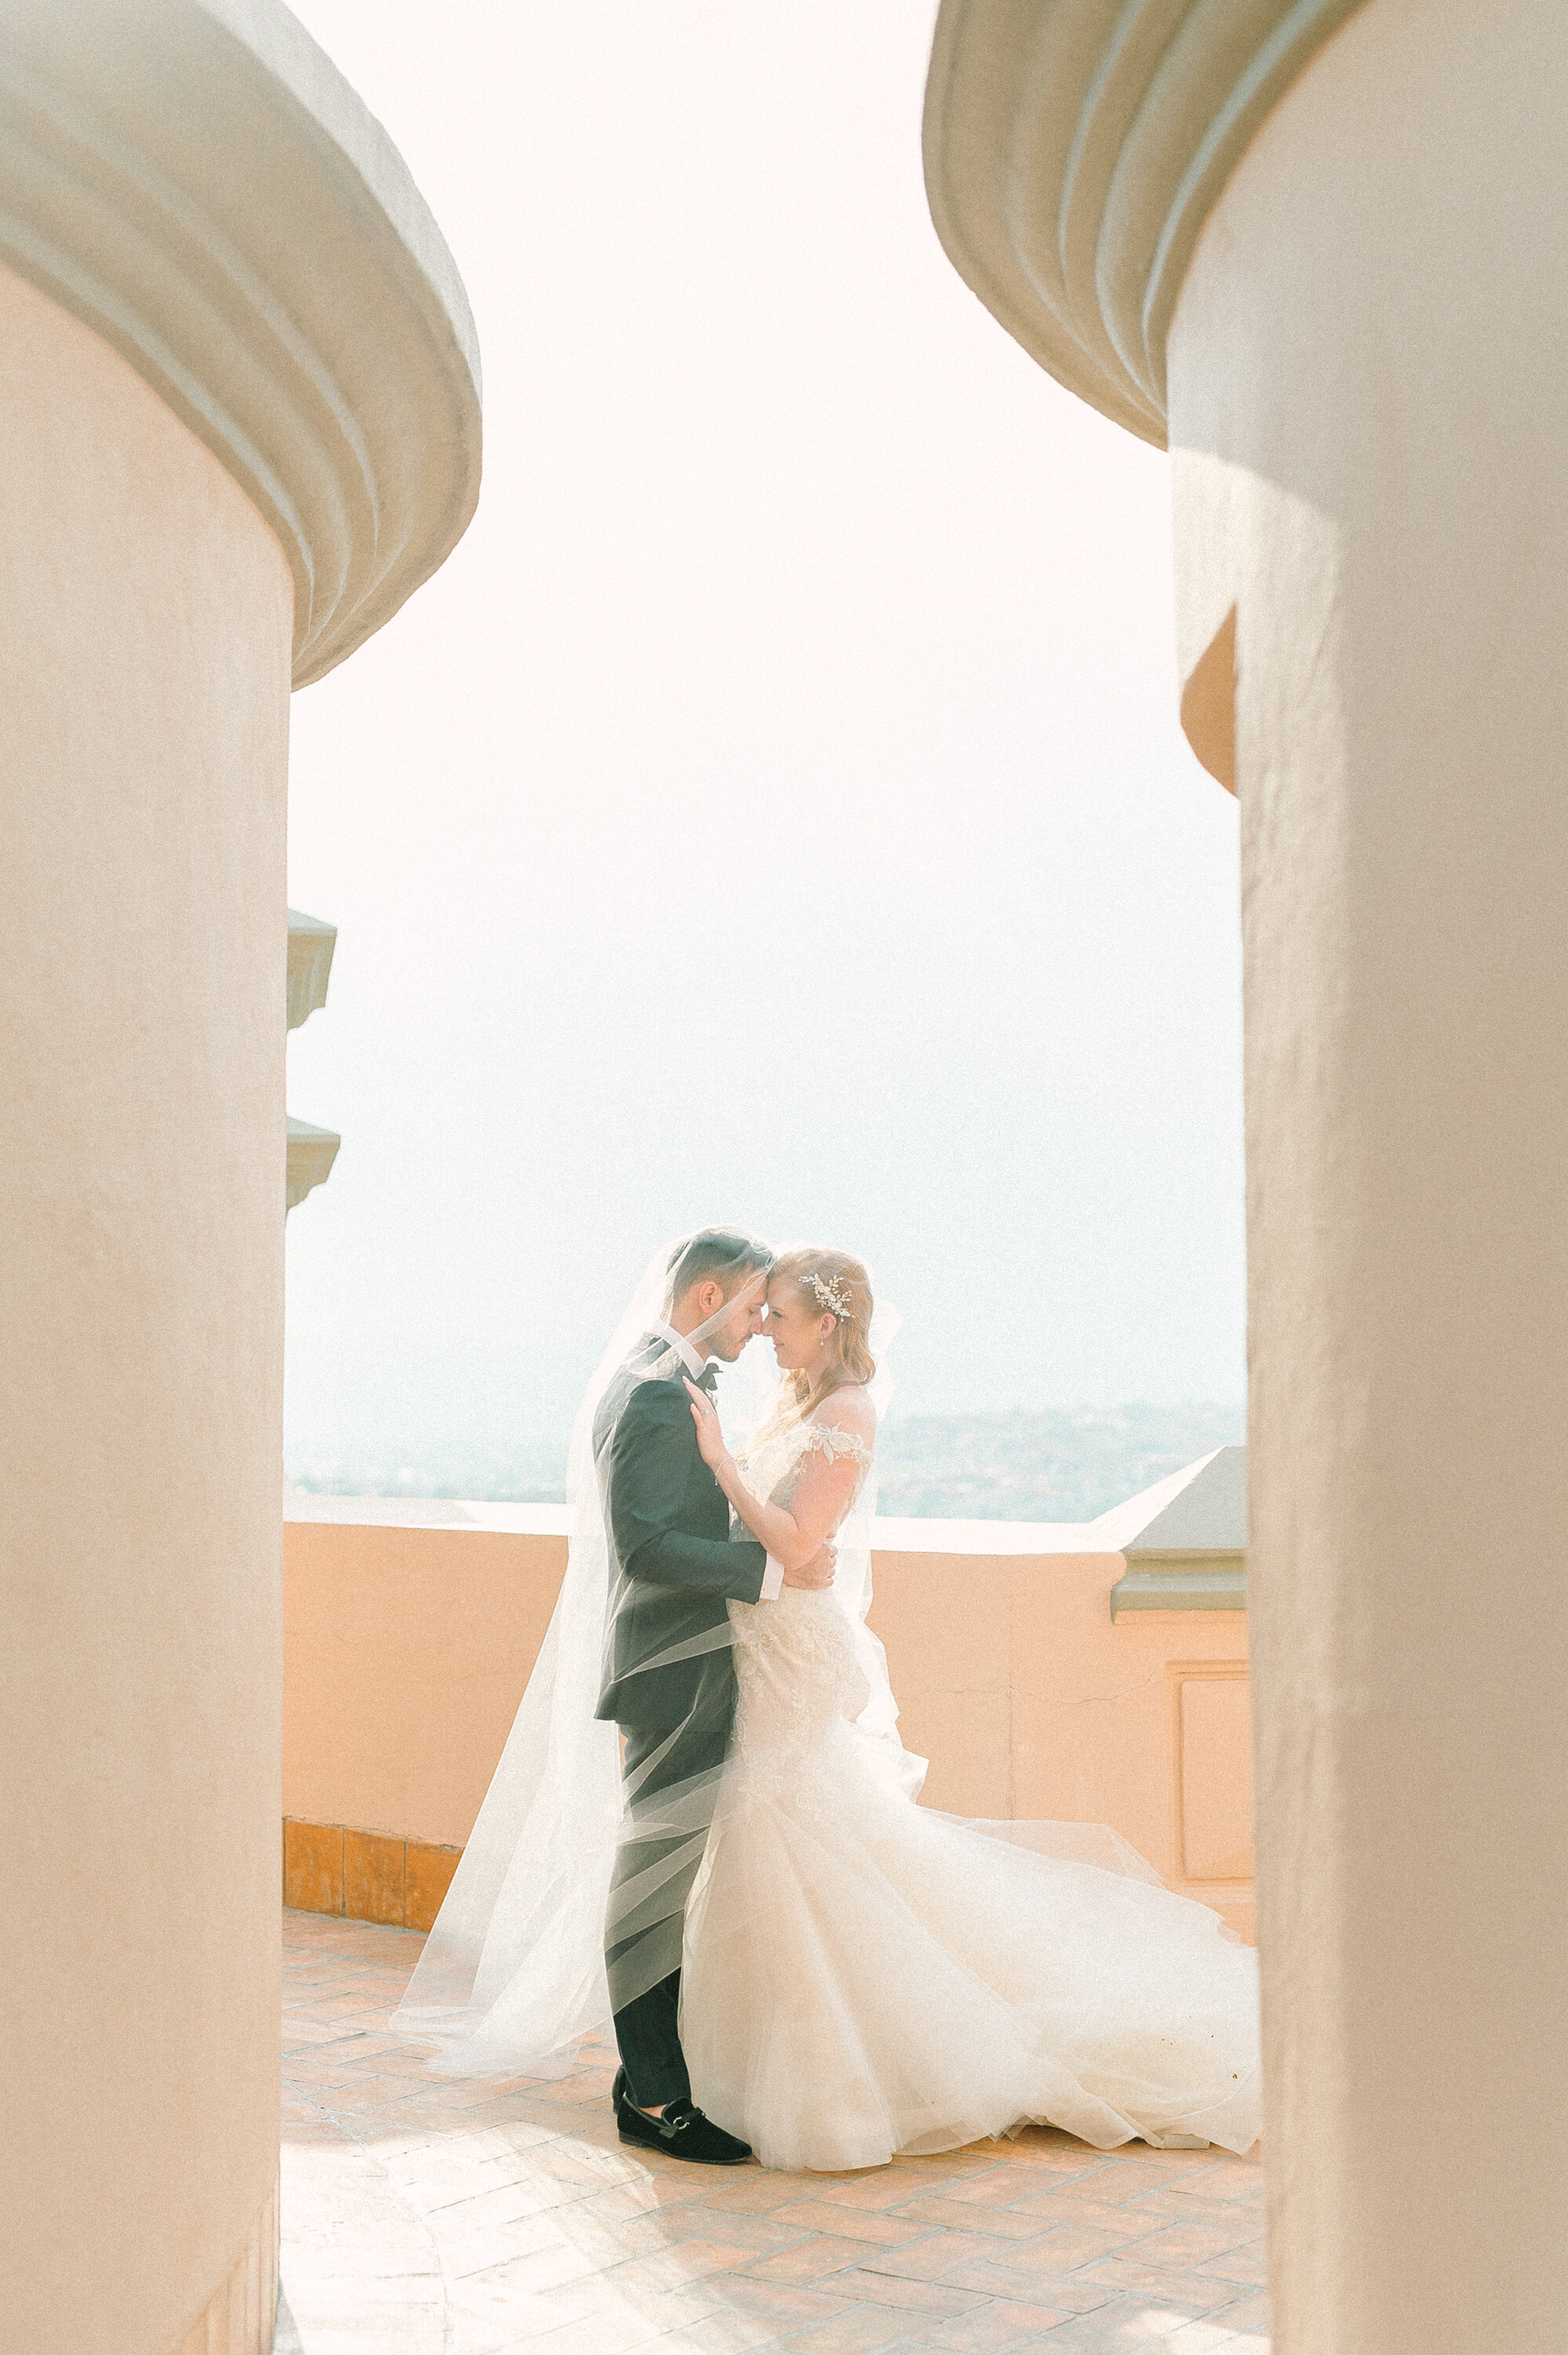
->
[678, 1247, 1260, 2172]
[394, 1236, 1260, 2174]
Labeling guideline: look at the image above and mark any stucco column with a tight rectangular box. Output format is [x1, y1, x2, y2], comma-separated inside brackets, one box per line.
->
[0, 255, 293, 2355]
[0, 7, 480, 2350]
[925, 0, 1568, 2343]
[1166, 2, 1568, 2344]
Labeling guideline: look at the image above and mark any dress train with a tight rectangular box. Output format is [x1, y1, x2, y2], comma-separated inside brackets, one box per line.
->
[681, 1515, 1260, 2172]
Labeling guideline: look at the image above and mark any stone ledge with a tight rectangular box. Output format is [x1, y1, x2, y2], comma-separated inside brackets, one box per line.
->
[1110, 1554, 1246, 1616]
[1110, 1442, 1246, 1616]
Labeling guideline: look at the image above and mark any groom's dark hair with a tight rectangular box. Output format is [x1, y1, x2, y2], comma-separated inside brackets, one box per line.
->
[663, 1229, 773, 1315]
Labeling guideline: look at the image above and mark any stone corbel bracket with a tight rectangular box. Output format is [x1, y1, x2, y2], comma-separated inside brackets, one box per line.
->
[286, 1115, 339, 1214]
[0, 0, 482, 685]
[922, 0, 1367, 447]
[286, 909, 339, 1211]
[287, 907, 337, 1032]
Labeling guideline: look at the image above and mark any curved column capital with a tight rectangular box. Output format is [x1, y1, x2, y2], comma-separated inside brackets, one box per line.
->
[923, 0, 1367, 447]
[0, 0, 481, 684]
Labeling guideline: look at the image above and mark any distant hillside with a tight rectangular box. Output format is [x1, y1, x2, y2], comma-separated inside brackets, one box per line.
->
[286, 1400, 1243, 1523]
[874, 1404, 1244, 1522]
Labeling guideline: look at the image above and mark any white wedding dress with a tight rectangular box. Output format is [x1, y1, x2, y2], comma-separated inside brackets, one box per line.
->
[681, 1400, 1263, 2173]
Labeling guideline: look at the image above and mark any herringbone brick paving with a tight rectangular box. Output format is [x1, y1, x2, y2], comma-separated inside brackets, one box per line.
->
[279, 1911, 1268, 2353]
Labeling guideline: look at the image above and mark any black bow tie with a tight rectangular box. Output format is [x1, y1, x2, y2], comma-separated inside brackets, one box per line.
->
[696, 1364, 719, 1393]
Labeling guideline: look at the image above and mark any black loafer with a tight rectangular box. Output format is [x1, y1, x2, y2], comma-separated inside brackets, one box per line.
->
[612, 2067, 753, 2164]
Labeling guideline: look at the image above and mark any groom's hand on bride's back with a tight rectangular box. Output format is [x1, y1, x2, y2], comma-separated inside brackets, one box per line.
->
[782, 1542, 837, 1590]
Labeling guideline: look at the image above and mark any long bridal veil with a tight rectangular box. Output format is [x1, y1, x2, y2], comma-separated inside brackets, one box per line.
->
[392, 1233, 910, 2074]
[392, 1233, 1168, 2084]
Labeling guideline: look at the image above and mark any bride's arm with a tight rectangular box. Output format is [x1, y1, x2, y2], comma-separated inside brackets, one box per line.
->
[685, 1382, 872, 1573]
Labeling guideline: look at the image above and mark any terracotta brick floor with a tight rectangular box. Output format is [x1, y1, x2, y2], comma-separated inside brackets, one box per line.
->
[278, 1910, 1269, 2355]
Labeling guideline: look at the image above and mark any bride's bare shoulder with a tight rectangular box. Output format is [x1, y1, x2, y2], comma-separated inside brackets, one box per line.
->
[812, 1386, 876, 1441]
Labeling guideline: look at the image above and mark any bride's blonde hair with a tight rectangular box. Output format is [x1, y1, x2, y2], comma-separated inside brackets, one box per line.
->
[772, 1247, 875, 1416]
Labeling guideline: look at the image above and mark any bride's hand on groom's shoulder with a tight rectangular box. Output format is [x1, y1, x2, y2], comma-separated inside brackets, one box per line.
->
[684, 1376, 730, 1472]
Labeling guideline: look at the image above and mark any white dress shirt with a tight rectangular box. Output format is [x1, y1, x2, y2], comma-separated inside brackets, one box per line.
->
[651, 1320, 784, 1601]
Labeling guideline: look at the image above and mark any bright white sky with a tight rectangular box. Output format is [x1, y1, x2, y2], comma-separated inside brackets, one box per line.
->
[282, 0, 1245, 1464]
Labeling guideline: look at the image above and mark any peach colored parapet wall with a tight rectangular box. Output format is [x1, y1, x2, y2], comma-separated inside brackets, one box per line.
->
[283, 1511, 571, 1853]
[283, 1498, 1253, 1940]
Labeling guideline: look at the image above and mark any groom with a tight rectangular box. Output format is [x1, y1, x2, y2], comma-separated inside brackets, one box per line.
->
[594, 1229, 836, 2165]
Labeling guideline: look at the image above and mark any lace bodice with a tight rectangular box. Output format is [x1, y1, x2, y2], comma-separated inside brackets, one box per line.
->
[725, 1394, 876, 1776]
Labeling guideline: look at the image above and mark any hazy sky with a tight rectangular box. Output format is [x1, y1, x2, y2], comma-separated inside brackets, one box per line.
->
[282, 0, 1245, 1464]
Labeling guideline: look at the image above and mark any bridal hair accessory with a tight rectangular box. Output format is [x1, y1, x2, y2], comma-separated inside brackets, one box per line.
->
[804, 1271, 853, 1319]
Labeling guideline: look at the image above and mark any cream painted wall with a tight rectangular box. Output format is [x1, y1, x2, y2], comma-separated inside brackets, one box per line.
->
[0, 259, 293, 2353]
[1169, 0, 1568, 2344]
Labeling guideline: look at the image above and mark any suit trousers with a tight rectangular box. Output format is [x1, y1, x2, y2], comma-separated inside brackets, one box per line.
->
[607, 1719, 729, 2110]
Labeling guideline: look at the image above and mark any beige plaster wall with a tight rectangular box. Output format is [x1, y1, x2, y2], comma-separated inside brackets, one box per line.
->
[1168, 0, 1568, 2342]
[283, 1517, 1253, 1937]
[0, 260, 293, 2353]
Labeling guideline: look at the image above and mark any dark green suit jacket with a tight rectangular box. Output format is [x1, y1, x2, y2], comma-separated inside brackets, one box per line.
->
[593, 1339, 768, 1731]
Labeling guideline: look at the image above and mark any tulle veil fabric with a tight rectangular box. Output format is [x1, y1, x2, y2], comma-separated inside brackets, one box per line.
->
[391, 1235, 908, 2072]
[392, 1233, 1190, 2103]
